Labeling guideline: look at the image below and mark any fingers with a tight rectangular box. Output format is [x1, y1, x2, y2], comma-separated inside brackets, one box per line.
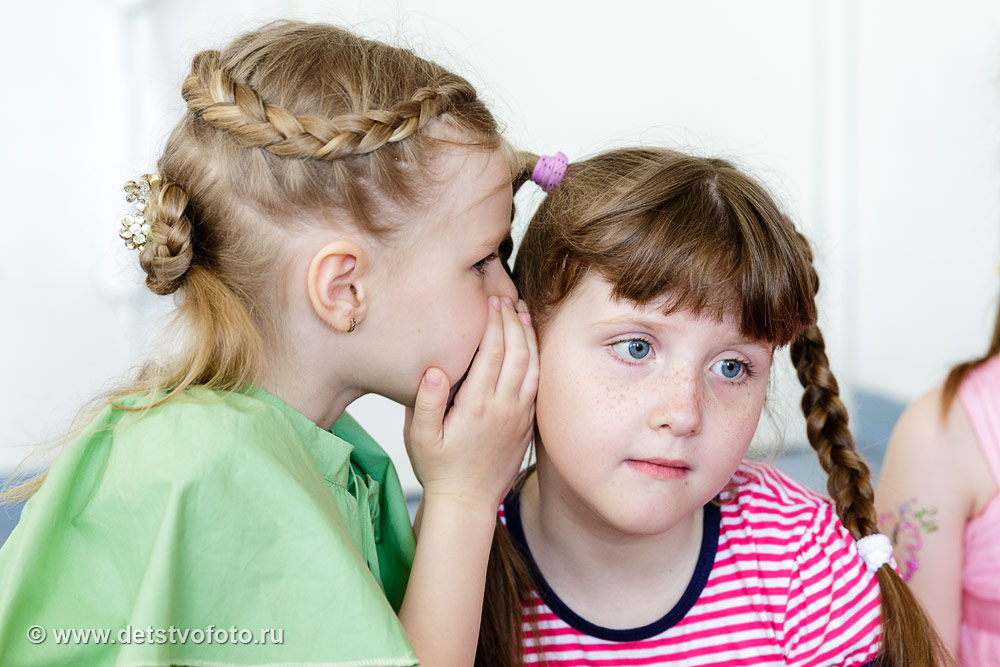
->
[459, 296, 505, 396]
[495, 298, 532, 398]
[512, 298, 539, 403]
[407, 368, 450, 450]
[451, 295, 537, 407]
[518, 310, 539, 404]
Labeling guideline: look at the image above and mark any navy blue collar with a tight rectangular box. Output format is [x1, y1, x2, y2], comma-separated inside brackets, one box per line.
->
[503, 488, 721, 642]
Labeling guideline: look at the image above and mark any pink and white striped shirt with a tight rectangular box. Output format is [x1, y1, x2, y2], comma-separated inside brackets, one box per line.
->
[500, 461, 882, 666]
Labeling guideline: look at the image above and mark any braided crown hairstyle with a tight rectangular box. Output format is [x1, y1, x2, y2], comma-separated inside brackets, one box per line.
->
[477, 148, 953, 666]
[2, 21, 508, 503]
[146, 20, 503, 286]
[137, 20, 505, 389]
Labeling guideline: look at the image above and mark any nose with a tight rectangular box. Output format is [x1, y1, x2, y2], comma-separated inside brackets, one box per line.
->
[491, 264, 518, 301]
[648, 370, 703, 437]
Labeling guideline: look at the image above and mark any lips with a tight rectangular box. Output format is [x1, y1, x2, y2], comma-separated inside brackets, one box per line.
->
[625, 458, 690, 480]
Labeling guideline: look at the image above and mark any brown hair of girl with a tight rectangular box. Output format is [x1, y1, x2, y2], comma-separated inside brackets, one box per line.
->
[941, 299, 1000, 412]
[477, 147, 953, 666]
[3, 20, 511, 503]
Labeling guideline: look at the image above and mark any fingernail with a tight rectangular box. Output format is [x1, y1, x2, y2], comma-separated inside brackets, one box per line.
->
[502, 296, 514, 309]
[423, 369, 442, 387]
[490, 296, 501, 310]
[519, 312, 531, 326]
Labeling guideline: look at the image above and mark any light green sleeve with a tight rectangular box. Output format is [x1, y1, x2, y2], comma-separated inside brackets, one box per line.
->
[0, 393, 418, 667]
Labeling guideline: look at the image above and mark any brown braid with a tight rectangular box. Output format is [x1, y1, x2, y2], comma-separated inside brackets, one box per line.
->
[476, 516, 541, 667]
[790, 324, 877, 537]
[182, 50, 476, 162]
[789, 237, 954, 666]
[785, 232, 874, 535]
[791, 324, 955, 666]
[138, 177, 194, 296]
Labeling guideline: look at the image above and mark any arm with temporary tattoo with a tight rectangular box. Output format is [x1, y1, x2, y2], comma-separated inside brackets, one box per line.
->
[877, 498, 938, 582]
[875, 386, 987, 656]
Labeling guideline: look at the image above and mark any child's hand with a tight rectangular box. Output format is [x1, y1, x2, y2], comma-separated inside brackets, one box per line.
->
[404, 296, 538, 510]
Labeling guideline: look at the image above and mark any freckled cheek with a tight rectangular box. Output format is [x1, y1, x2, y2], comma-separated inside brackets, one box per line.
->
[538, 364, 626, 444]
[713, 393, 767, 449]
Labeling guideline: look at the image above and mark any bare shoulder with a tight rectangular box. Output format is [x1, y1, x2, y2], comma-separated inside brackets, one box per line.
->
[892, 387, 968, 449]
[880, 385, 993, 518]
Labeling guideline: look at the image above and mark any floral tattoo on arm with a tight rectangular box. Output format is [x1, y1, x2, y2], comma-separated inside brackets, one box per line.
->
[878, 498, 939, 582]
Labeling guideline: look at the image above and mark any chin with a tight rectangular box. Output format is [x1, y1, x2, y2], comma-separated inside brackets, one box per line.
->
[612, 513, 683, 537]
[596, 497, 689, 536]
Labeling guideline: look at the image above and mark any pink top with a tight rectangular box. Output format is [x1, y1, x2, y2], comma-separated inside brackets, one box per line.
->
[501, 462, 881, 666]
[958, 353, 1000, 665]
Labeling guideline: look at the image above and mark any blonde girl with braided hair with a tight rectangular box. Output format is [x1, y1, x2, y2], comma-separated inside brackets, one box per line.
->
[477, 148, 953, 666]
[0, 21, 538, 667]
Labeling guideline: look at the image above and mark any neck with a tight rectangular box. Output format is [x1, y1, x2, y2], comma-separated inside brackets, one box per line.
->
[258, 374, 361, 432]
[519, 463, 706, 629]
[257, 332, 364, 432]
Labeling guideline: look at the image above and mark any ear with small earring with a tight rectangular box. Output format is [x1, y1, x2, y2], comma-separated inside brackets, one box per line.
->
[306, 241, 367, 336]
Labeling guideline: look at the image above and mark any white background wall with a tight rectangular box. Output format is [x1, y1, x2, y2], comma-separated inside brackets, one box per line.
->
[2, 0, 999, 495]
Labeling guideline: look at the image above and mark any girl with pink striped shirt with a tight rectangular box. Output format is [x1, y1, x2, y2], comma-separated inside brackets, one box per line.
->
[477, 148, 952, 666]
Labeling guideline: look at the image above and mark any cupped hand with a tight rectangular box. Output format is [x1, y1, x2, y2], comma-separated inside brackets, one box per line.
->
[404, 296, 539, 510]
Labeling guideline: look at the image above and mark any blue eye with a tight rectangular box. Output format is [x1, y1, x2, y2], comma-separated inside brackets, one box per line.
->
[612, 339, 652, 360]
[712, 359, 744, 380]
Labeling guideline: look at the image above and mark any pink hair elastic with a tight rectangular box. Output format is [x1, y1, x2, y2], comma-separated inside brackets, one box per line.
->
[530, 152, 568, 193]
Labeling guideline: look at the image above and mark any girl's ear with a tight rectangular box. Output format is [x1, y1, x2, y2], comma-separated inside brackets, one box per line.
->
[307, 241, 368, 333]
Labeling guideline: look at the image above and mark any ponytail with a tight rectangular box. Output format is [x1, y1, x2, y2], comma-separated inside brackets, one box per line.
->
[941, 293, 1000, 413]
[135, 264, 266, 405]
[791, 325, 955, 667]
[477, 457, 546, 667]
[1, 231, 266, 506]
[476, 517, 538, 667]
[120, 169, 268, 411]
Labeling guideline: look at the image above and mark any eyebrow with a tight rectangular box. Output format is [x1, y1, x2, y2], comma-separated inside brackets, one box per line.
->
[592, 315, 665, 330]
[592, 316, 764, 348]
[479, 227, 512, 252]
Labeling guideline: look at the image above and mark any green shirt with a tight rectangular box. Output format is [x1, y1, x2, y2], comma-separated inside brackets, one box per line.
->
[0, 387, 418, 666]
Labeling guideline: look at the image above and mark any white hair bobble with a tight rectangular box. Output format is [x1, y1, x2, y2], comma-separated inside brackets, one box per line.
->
[856, 534, 894, 572]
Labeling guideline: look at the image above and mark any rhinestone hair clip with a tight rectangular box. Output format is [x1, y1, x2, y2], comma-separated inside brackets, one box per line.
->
[119, 174, 158, 251]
